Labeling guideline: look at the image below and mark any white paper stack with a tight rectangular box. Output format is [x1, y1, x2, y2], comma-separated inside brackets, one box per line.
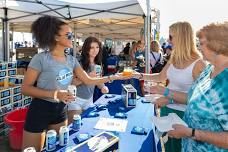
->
[151, 113, 188, 132]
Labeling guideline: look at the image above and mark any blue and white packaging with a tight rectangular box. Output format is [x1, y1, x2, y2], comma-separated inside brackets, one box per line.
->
[121, 84, 137, 107]
[46, 130, 57, 151]
[59, 126, 69, 146]
[72, 131, 119, 152]
[73, 114, 81, 131]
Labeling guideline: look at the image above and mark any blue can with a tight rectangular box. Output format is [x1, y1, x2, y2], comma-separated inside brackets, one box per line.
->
[95, 65, 102, 76]
[46, 130, 57, 151]
[59, 126, 69, 146]
[73, 114, 81, 131]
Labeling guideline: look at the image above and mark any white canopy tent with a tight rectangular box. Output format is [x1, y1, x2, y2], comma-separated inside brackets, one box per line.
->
[1, 0, 156, 72]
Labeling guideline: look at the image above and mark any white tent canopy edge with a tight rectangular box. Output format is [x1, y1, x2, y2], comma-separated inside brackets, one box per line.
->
[1, 0, 152, 73]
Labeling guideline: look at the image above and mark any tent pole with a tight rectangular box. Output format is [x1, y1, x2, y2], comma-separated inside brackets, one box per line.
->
[2, 7, 9, 61]
[145, 0, 151, 74]
[73, 23, 76, 57]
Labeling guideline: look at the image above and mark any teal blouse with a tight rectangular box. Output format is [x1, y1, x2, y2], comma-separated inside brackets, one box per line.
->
[182, 65, 228, 152]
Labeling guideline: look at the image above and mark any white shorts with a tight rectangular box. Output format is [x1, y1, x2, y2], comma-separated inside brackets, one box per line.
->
[67, 96, 94, 111]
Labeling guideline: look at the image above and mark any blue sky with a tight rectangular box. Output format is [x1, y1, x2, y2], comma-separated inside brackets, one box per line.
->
[153, 0, 228, 38]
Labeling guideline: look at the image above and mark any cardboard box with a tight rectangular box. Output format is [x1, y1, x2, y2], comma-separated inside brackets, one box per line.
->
[12, 93, 23, 103]
[0, 97, 11, 107]
[9, 76, 23, 85]
[13, 100, 23, 109]
[11, 85, 21, 95]
[0, 63, 7, 70]
[8, 69, 17, 76]
[7, 62, 17, 69]
[0, 88, 11, 99]
[0, 70, 7, 78]
[121, 84, 137, 107]
[23, 97, 32, 106]
[0, 104, 13, 116]
[70, 131, 119, 152]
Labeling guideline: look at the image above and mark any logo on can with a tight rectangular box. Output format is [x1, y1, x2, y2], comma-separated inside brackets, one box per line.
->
[59, 126, 69, 146]
[73, 114, 81, 131]
[23, 147, 36, 152]
[46, 130, 57, 151]
[94, 65, 102, 77]
[68, 85, 77, 98]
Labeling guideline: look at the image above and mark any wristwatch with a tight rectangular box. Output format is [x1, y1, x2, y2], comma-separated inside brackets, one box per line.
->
[191, 128, 197, 140]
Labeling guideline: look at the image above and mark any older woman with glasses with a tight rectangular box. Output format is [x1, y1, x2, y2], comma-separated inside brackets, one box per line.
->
[167, 22, 228, 151]
[134, 21, 206, 152]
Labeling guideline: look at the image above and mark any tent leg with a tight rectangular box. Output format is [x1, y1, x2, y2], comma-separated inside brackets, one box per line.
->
[3, 7, 9, 62]
[144, 0, 151, 74]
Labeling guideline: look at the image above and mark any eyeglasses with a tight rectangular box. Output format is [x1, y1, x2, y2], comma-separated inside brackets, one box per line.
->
[59, 32, 75, 40]
[169, 35, 173, 41]
[199, 39, 207, 47]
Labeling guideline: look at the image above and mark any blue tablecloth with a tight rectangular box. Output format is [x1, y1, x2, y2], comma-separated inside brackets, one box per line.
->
[93, 78, 142, 101]
[42, 94, 161, 152]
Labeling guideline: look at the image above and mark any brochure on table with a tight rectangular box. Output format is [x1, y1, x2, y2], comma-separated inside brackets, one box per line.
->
[94, 117, 128, 132]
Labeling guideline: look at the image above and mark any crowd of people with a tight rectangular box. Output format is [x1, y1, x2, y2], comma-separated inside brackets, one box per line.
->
[20, 15, 228, 152]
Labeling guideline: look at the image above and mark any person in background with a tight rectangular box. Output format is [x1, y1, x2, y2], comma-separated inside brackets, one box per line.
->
[102, 45, 109, 75]
[133, 40, 145, 72]
[134, 21, 206, 152]
[163, 44, 172, 66]
[129, 41, 137, 62]
[67, 37, 109, 124]
[21, 15, 128, 151]
[150, 40, 164, 73]
[168, 22, 228, 152]
[123, 42, 130, 55]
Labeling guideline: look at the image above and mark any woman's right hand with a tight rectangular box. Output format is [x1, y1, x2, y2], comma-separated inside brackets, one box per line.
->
[132, 71, 141, 79]
[154, 96, 169, 109]
[57, 90, 75, 103]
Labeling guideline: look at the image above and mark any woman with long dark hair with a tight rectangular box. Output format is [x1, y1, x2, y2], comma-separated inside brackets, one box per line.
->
[67, 37, 109, 123]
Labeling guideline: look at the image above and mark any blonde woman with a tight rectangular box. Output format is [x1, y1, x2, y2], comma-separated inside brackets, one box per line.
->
[134, 21, 206, 152]
[168, 22, 228, 152]
[150, 40, 164, 73]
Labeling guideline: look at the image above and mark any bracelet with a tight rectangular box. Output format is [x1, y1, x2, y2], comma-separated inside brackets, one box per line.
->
[163, 87, 169, 97]
[108, 75, 113, 83]
[168, 92, 174, 104]
[191, 129, 197, 140]
[54, 90, 60, 103]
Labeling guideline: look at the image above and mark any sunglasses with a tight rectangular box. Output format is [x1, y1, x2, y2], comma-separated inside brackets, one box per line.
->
[169, 35, 173, 41]
[59, 32, 75, 40]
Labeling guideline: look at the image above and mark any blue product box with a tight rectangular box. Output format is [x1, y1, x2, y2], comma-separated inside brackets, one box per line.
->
[0, 105, 13, 115]
[121, 84, 137, 108]
[23, 97, 32, 106]
[0, 63, 7, 70]
[9, 77, 23, 84]
[12, 94, 23, 103]
[70, 131, 119, 152]
[13, 100, 23, 109]
[11, 85, 21, 95]
[0, 97, 11, 107]
[8, 69, 17, 76]
[0, 88, 11, 99]
[8, 62, 17, 69]
[0, 70, 7, 78]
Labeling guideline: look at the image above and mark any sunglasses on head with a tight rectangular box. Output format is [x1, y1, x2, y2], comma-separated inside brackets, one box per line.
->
[169, 35, 173, 41]
[59, 32, 74, 40]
